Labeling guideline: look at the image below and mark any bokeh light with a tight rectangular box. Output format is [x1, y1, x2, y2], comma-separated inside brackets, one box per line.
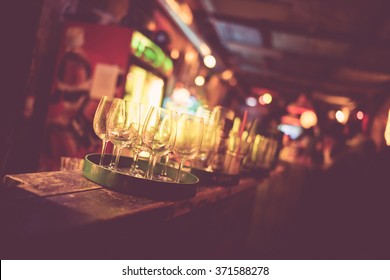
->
[203, 54, 216, 68]
[246, 97, 257, 107]
[194, 75, 205, 86]
[300, 110, 318, 129]
[356, 110, 364, 120]
[335, 110, 345, 123]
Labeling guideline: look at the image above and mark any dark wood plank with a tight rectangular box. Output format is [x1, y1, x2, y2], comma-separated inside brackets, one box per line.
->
[1, 176, 257, 235]
[0, 170, 259, 259]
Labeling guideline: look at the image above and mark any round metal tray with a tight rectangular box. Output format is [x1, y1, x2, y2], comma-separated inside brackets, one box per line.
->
[83, 154, 199, 201]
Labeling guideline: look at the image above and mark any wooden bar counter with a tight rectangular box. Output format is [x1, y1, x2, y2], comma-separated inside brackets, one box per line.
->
[0, 170, 259, 259]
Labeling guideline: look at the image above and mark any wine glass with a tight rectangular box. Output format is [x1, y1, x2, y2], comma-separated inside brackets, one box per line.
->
[157, 152, 172, 181]
[193, 107, 217, 169]
[93, 96, 120, 166]
[106, 99, 140, 170]
[142, 106, 177, 180]
[154, 113, 178, 182]
[172, 113, 204, 183]
[128, 103, 150, 177]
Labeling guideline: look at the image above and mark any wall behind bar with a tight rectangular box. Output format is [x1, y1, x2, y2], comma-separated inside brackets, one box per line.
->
[1, 0, 45, 178]
[1, 0, 67, 177]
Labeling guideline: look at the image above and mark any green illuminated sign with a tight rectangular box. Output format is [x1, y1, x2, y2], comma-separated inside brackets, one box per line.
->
[131, 31, 173, 75]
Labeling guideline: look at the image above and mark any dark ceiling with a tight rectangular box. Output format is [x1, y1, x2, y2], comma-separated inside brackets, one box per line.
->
[187, 0, 390, 106]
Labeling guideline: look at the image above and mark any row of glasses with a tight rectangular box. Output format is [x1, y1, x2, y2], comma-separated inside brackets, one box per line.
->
[141, 107, 205, 182]
[93, 96, 205, 182]
[93, 96, 141, 169]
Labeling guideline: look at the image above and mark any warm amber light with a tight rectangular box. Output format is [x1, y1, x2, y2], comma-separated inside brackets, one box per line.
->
[228, 77, 237, 86]
[221, 69, 233, 80]
[259, 93, 272, 105]
[335, 110, 345, 123]
[170, 49, 180, 59]
[385, 109, 390, 146]
[146, 20, 157, 31]
[165, 0, 194, 25]
[203, 54, 216, 68]
[328, 110, 335, 120]
[194, 75, 205, 86]
[262, 93, 273, 104]
[232, 117, 241, 133]
[185, 51, 196, 62]
[300, 110, 318, 129]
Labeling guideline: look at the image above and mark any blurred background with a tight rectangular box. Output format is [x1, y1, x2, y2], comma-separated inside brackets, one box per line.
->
[1, 0, 390, 258]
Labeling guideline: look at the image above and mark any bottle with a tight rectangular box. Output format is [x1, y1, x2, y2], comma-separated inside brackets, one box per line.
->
[210, 116, 234, 172]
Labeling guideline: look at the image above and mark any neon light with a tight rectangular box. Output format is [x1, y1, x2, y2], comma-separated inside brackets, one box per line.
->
[130, 31, 173, 74]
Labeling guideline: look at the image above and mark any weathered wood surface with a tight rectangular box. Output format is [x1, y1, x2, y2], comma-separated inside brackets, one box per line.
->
[2, 171, 102, 198]
[0, 171, 259, 259]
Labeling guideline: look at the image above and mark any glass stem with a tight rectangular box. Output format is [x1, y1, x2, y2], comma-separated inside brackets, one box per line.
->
[146, 154, 158, 179]
[130, 151, 140, 174]
[99, 140, 108, 166]
[113, 146, 123, 169]
[161, 153, 170, 176]
[109, 145, 118, 168]
[175, 160, 185, 183]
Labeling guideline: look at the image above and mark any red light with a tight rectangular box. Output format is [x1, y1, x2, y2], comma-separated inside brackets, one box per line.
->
[356, 111, 364, 120]
[258, 95, 266, 105]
